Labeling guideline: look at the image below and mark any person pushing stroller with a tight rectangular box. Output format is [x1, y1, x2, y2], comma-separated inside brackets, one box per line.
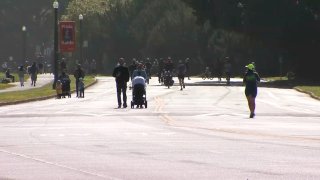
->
[131, 63, 148, 108]
[131, 76, 147, 108]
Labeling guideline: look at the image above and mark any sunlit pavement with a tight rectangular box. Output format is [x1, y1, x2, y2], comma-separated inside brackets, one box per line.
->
[0, 76, 319, 180]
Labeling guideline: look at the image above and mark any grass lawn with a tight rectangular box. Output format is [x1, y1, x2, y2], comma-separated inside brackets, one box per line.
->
[0, 83, 15, 89]
[0, 75, 96, 103]
[296, 86, 320, 97]
[0, 73, 30, 90]
[263, 76, 320, 99]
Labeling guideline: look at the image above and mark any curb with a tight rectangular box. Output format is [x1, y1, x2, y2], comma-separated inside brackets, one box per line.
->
[294, 87, 320, 101]
[0, 78, 98, 106]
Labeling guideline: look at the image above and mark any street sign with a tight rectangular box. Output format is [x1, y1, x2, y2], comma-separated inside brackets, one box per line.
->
[59, 21, 76, 52]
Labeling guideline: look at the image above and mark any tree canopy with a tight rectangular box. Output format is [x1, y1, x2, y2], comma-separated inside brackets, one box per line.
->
[0, 0, 319, 79]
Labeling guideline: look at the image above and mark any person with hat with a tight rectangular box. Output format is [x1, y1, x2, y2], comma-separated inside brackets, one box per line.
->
[243, 63, 260, 118]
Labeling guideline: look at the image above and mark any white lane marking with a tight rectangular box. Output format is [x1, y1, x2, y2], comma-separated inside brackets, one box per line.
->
[257, 99, 317, 114]
[123, 132, 175, 136]
[263, 89, 319, 114]
[0, 149, 121, 180]
[267, 91, 278, 101]
[209, 150, 224, 154]
[57, 112, 113, 117]
[40, 133, 91, 137]
[195, 113, 247, 117]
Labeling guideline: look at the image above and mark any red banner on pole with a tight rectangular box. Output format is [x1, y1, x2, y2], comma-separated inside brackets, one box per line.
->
[59, 21, 76, 52]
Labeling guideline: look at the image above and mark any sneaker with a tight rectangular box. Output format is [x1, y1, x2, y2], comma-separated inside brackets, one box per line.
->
[123, 104, 127, 108]
[249, 113, 255, 118]
[118, 105, 121, 108]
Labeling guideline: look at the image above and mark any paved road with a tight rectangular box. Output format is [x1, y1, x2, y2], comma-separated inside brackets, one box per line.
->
[0, 77, 319, 180]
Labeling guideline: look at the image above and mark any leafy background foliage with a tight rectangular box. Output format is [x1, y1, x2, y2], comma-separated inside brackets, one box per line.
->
[0, 0, 319, 79]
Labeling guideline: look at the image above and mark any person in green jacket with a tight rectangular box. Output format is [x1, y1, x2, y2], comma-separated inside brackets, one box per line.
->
[243, 63, 260, 118]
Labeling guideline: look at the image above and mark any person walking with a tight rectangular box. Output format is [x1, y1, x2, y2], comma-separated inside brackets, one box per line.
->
[177, 60, 186, 90]
[224, 58, 232, 85]
[73, 64, 85, 97]
[112, 58, 130, 108]
[90, 59, 97, 75]
[18, 65, 25, 87]
[185, 58, 191, 80]
[132, 63, 148, 80]
[243, 63, 260, 118]
[29, 62, 38, 86]
[59, 71, 71, 98]
[128, 59, 137, 80]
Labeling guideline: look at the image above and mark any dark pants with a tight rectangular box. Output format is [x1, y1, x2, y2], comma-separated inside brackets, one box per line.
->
[75, 79, 80, 96]
[116, 82, 127, 106]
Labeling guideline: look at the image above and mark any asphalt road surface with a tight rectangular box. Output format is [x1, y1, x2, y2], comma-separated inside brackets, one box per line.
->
[0, 77, 319, 180]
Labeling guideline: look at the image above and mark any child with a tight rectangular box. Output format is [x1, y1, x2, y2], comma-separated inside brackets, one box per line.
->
[56, 80, 62, 99]
[78, 78, 85, 98]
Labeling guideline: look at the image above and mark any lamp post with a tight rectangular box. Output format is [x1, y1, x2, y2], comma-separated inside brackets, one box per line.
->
[53, 0, 59, 89]
[237, 2, 245, 28]
[22, 26, 27, 66]
[79, 14, 83, 65]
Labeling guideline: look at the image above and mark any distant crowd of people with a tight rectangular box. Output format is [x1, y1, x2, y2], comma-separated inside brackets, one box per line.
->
[0, 56, 261, 118]
[111, 56, 261, 118]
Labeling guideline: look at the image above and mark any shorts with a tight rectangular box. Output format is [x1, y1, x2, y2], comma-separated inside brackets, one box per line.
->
[178, 74, 185, 80]
[245, 87, 257, 98]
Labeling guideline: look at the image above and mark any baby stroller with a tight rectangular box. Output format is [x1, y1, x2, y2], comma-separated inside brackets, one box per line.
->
[61, 77, 71, 98]
[131, 76, 147, 109]
[163, 70, 174, 88]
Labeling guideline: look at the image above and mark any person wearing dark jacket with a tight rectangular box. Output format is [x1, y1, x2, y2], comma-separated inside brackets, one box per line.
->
[73, 64, 85, 97]
[243, 63, 260, 118]
[112, 58, 130, 108]
[29, 62, 38, 86]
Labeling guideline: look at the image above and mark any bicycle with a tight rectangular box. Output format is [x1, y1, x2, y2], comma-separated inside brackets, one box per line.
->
[201, 71, 214, 80]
